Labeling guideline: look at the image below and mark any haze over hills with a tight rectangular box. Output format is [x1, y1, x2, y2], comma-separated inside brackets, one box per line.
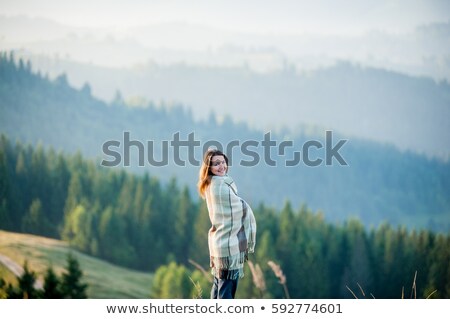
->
[1, 13, 449, 159]
[1, 55, 449, 232]
[11, 51, 450, 160]
[1, 14, 449, 79]
[1, 3, 449, 231]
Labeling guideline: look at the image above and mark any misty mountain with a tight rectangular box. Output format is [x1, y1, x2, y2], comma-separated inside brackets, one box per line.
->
[1, 15, 449, 78]
[1, 54, 449, 232]
[15, 52, 450, 159]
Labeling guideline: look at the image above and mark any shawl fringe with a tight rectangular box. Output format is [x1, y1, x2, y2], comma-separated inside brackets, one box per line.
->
[210, 251, 249, 279]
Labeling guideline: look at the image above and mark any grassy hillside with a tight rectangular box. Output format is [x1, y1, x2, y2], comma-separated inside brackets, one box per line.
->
[0, 230, 153, 298]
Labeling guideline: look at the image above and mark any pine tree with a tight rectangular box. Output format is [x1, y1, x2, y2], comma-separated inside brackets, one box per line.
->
[64, 172, 84, 217]
[22, 198, 49, 235]
[339, 219, 373, 298]
[62, 204, 93, 252]
[174, 186, 195, 263]
[16, 261, 39, 299]
[42, 266, 63, 298]
[189, 200, 210, 267]
[47, 152, 70, 234]
[60, 253, 88, 298]
[0, 151, 11, 230]
[254, 230, 278, 298]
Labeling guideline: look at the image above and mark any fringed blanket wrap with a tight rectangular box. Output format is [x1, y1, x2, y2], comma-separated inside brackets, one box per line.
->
[205, 175, 256, 279]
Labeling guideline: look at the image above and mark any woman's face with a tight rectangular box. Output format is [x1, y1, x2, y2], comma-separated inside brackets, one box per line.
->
[210, 155, 227, 176]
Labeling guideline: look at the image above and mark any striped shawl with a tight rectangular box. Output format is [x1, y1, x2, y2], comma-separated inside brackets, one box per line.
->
[205, 174, 256, 279]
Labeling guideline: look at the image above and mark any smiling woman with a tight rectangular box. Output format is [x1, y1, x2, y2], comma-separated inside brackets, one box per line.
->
[197, 149, 257, 299]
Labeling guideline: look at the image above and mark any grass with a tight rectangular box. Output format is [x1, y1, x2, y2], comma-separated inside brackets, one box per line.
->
[346, 273, 438, 299]
[0, 230, 153, 298]
[0, 264, 17, 286]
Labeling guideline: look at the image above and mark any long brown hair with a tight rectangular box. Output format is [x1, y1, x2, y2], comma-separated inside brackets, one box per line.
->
[197, 149, 229, 198]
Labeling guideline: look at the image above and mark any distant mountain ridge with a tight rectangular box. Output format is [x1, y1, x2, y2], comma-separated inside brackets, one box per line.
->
[1, 53, 449, 231]
[12, 51, 450, 160]
[1, 14, 449, 79]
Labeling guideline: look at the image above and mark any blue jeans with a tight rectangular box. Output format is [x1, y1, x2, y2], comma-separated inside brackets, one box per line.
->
[210, 276, 239, 299]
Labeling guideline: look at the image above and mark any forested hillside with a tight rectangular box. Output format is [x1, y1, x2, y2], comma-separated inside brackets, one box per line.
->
[0, 136, 449, 298]
[16, 51, 450, 158]
[1, 53, 449, 231]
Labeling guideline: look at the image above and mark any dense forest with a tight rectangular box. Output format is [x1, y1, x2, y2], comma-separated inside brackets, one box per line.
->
[1, 52, 449, 231]
[1, 135, 449, 298]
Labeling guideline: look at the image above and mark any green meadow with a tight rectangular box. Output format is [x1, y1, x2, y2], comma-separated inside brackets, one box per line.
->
[0, 230, 153, 298]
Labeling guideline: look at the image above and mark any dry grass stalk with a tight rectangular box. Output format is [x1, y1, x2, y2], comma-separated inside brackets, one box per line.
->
[248, 260, 266, 297]
[188, 276, 203, 299]
[346, 285, 358, 299]
[188, 259, 213, 283]
[357, 282, 366, 297]
[349, 271, 435, 299]
[267, 260, 290, 299]
[347, 283, 374, 299]
[410, 271, 417, 299]
[267, 260, 286, 284]
[426, 290, 437, 299]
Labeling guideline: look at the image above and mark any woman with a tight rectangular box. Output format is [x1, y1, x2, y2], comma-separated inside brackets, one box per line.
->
[198, 149, 257, 299]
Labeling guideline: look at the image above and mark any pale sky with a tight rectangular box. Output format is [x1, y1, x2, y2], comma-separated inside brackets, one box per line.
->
[1, 0, 449, 35]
